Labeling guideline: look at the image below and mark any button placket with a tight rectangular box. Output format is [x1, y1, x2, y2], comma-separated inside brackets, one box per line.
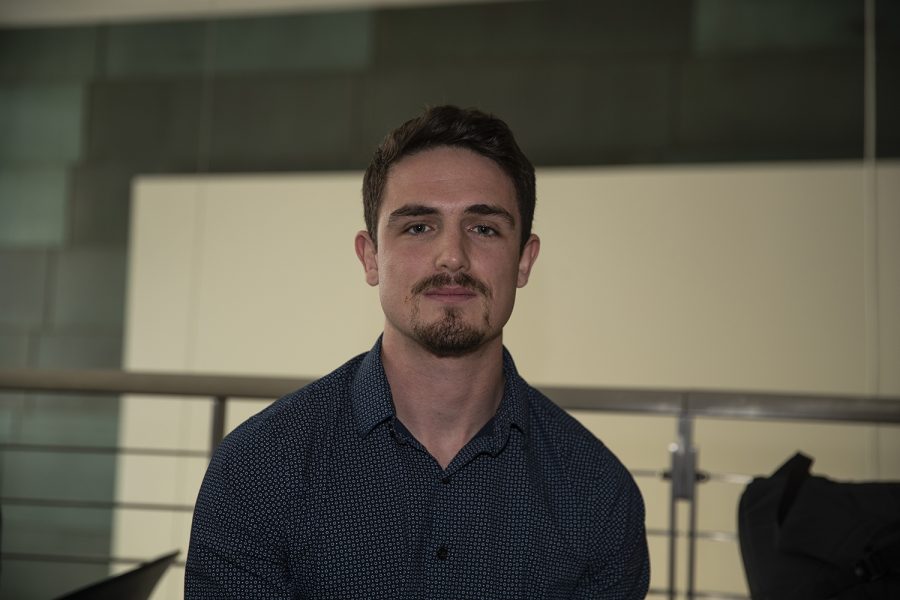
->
[432, 470, 452, 568]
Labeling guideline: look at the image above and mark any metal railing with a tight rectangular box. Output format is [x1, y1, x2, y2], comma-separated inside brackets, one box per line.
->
[1, 368, 899, 599]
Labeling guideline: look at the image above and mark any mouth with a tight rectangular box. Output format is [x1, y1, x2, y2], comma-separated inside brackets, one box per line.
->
[423, 286, 478, 303]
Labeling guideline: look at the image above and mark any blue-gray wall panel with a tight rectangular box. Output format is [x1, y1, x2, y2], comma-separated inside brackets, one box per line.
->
[0, 83, 84, 162]
[36, 332, 122, 369]
[0, 26, 98, 82]
[86, 79, 202, 170]
[0, 168, 68, 246]
[361, 59, 672, 166]
[69, 164, 135, 245]
[675, 53, 863, 161]
[207, 74, 358, 171]
[51, 248, 126, 329]
[692, 0, 862, 54]
[105, 21, 208, 78]
[374, 0, 691, 65]
[0, 250, 48, 328]
[1, 557, 108, 600]
[212, 11, 372, 73]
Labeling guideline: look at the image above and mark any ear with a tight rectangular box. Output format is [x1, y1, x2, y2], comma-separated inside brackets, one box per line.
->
[355, 230, 379, 286]
[516, 234, 540, 288]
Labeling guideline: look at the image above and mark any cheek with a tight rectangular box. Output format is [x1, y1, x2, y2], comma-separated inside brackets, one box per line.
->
[379, 258, 418, 300]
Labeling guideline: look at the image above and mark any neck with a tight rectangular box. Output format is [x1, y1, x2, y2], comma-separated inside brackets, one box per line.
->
[381, 328, 505, 469]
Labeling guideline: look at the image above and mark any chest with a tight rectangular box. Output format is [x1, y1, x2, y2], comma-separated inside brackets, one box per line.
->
[284, 432, 589, 599]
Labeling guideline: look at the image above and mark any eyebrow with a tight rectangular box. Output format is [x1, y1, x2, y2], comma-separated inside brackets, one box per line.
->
[464, 203, 516, 226]
[386, 203, 516, 226]
[387, 204, 438, 223]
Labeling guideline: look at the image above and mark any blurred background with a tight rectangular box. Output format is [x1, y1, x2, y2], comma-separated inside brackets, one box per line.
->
[1, 0, 899, 598]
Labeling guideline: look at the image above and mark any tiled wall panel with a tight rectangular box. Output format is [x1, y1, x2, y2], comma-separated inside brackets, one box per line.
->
[373, 0, 691, 65]
[104, 21, 208, 78]
[0, 250, 48, 327]
[692, 0, 862, 54]
[0, 168, 68, 246]
[207, 73, 359, 171]
[85, 79, 203, 170]
[212, 11, 373, 73]
[0, 83, 84, 162]
[675, 53, 863, 160]
[35, 332, 123, 369]
[0, 26, 97, 81]
[68, 163, 136, 244]
[51, 247, 126, 329]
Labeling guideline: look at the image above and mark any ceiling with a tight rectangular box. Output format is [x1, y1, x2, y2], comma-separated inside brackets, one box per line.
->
[0, 0, 509, 27]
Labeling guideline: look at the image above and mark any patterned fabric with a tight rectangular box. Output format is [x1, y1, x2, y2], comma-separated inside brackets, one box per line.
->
[185, 339, 650, 599]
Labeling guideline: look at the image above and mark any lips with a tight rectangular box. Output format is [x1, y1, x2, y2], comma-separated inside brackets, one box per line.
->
[424, 286, 478, 302]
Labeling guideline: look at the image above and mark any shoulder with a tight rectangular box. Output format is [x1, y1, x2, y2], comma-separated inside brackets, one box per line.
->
[525, 387, 616, 471]
[523, 384, 643, 507]
[523, 384, 649, 588]
[209, 351, 368, 479]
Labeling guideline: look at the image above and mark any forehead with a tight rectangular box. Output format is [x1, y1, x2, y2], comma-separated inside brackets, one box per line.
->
[380, 146, 517, 220]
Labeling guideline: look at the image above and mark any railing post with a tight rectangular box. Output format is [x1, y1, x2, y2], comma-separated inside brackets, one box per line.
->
[210, 395, 227, 454]
[668, 401, 699, 600]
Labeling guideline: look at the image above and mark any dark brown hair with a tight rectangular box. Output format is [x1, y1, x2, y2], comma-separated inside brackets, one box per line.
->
[362, 105, 536, 251]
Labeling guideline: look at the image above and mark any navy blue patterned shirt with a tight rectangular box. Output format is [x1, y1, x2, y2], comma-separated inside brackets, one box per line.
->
[185, 339, 650, 599]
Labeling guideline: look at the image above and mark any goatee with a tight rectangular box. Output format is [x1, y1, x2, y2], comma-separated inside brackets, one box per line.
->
[413, 307, 486, 357]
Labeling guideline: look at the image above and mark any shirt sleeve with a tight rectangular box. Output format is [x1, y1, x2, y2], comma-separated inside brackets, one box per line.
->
[577, 457, 651, 600]
[184, 428, 294, 599]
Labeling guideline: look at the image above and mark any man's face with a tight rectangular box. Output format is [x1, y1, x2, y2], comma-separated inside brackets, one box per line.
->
[355, 145, 540, 357]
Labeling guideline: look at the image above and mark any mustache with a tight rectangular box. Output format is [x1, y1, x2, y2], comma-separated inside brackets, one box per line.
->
[411, 272, 491, 299]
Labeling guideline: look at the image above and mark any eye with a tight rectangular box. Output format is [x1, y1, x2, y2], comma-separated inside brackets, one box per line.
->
[404, 223, 432, 235]
[471, 224, 498, 237]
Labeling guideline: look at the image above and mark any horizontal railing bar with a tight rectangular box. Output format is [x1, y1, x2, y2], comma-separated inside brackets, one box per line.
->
[646, 528, 738, 542]
[645, 588, 747, 599]
[0, 552, 185, 569]
[548, 385, 900, 423]
[1, 496, 195, 512]
[631, 468, 665, 478]
[0, 443, 209, 458]
[686, 390, 900, 423]
[545, 386, 684, 414]
[2, 368, 897, 423]
[705, 472, 755, 485]
[0, 368, 310, 399]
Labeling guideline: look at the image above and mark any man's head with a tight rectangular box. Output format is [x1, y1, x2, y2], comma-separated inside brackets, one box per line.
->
[363, 105, 536, 252]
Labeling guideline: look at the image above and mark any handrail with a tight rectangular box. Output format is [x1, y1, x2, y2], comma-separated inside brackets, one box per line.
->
[0, 368, 312, 399]
[1, 368, 898, 423]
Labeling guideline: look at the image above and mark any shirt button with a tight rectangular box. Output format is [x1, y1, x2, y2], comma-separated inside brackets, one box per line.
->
[441, 477, 450, 485]
[436, 545, 449, 560]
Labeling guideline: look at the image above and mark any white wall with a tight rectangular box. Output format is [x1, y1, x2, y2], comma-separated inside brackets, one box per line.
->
[118, 162, 900, 598]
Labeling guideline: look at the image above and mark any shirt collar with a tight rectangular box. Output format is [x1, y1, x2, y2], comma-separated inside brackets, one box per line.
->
[351, 337, 396, 437]
[350, 337, 528, 439]
[496, 347, 527, 434]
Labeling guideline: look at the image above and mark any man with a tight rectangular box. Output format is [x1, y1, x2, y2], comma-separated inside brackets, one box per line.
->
[185, 105, 650, 598]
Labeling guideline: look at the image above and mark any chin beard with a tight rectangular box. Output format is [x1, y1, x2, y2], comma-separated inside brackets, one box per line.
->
[413, 307, 487, 358]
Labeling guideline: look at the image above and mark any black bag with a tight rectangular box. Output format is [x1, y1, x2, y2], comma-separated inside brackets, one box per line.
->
[738, 452, 900, 599]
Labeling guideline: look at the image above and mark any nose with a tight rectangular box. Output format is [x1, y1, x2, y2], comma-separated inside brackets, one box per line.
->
[434, 228, 469, 273]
